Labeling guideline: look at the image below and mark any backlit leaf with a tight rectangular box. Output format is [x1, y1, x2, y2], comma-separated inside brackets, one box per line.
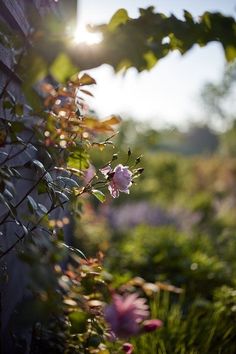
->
[80, 89, 94, 97]
[32, 160, 46, 172]
[108, 9, 129, 31]
[143, 51, 157, 70]
[68, 150, 90, 171]
[102, 115, 121, 126]
[50, 53, 77, 83]
[224, 45, 236, 62]
[61, 242, 87, 259]
[14, 103, 24, 117]
[3, 100, 13, 109]
[69, 311, 88, 333]
[79, 73, 96, 86]
[27, 195, 38, 212]
[92, 189, 106, 203]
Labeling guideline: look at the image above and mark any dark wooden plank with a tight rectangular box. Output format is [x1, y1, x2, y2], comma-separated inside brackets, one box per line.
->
[0, 43, 22, 85]
[0, 43, 14, 71]
[0, 61, 22, 86]
[32, 0, 60, 17]
[0, 0, 30, 37]
[0, 68, 23, 104]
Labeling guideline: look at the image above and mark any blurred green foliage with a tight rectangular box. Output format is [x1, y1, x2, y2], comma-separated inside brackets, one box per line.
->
[1, 2, 236, 352]
[132, 286, 236, 353]
[108, 225, 232, 299]
[90, 7, 236, 71]
[77, 113, 236, 352]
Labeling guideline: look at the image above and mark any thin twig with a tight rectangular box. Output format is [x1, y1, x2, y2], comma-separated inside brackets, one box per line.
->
[0, 200, 67, 259]
[0, 170, 47, 226]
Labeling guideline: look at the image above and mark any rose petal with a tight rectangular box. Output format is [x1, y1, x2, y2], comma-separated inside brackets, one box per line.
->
[108, 181, 119, 198]
[100, 165, 112, 176]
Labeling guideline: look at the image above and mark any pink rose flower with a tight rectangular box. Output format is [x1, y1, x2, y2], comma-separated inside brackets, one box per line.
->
[143, 319, 163, 332]
[100, 164, 132, 198]
[123, 342, 134, 354]
[104, 293, 149, 338]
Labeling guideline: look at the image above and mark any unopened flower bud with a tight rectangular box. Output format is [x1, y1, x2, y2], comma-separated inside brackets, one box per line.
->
[123, 342, 133, 354]
[137, 167, 144, 174]
[143, 319, 163, 332]
[135, 155, 142, 165]
[112, 153, 118, 161]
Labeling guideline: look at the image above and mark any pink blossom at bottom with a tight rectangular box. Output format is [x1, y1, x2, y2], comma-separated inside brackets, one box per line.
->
[104, 293, 149, 338]
[123, 342, 134, 354]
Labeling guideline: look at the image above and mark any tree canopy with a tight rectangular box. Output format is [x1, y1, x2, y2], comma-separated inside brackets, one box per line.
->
[71, 6, 236, 71]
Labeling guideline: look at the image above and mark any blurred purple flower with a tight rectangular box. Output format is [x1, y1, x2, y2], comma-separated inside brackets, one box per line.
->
[104, 293, 149, 338]
[100, 164, 132, 198]
[100, 202, 176, 230]
[100, 201, 201, 232]
[123, 342, 134, 354]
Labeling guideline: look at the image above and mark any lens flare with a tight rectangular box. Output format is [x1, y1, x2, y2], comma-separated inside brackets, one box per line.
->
[73, 25, 102, 45]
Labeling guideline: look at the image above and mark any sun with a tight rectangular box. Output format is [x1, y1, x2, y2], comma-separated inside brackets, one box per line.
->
[73, 25, 102, 45]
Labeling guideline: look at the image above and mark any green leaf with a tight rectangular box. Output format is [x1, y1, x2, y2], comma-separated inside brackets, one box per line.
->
[37, 180, 47, 195]
[38, 203, 48, 214]
[61, 242, 87, 260]
[184, 10, 194, 23]
[92, 189, 106, 203]
[32, 160, 46, 172]
[27, 195, 38, 213]
[0, 193, 17, 218]
[68, 150, 90, 171]
[80, 88, 94, 97]
[43, 172, 53, 183]
[224, 45, 236, 62]
[56, 176, 79, 188]
[69, 311, 88, 333]
[3, 189, 14, 201]
[21, 224, 29, 236]
[108, 9, 129, 31]
[21, 53, 47, 111]
[79, 73, 96, 86]
[14, 103, 24, 117]
[143, 51, 157, 70]
[50, 53, 77, 83]
[55, 191, 70, 202]
[22, 86, 42, 112]
[11, 122, 24, 133]
[3, 100, 13, 109]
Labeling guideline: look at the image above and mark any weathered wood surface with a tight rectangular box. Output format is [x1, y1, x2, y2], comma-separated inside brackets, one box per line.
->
[0, 0, 30, 36]
[0, 1, 71, 353]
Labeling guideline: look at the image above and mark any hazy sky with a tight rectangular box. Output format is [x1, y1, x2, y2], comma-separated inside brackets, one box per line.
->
[76, 0, 236, 128]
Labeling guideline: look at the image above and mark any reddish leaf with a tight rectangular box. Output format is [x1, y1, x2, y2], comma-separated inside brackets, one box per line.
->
[79, 73, 96, 86]
[102, 115, 121, 125]
[80, 89, 94, 97]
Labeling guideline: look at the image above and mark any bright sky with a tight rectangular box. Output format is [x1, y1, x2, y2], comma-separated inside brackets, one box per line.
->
[76, 0, 236, 129]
